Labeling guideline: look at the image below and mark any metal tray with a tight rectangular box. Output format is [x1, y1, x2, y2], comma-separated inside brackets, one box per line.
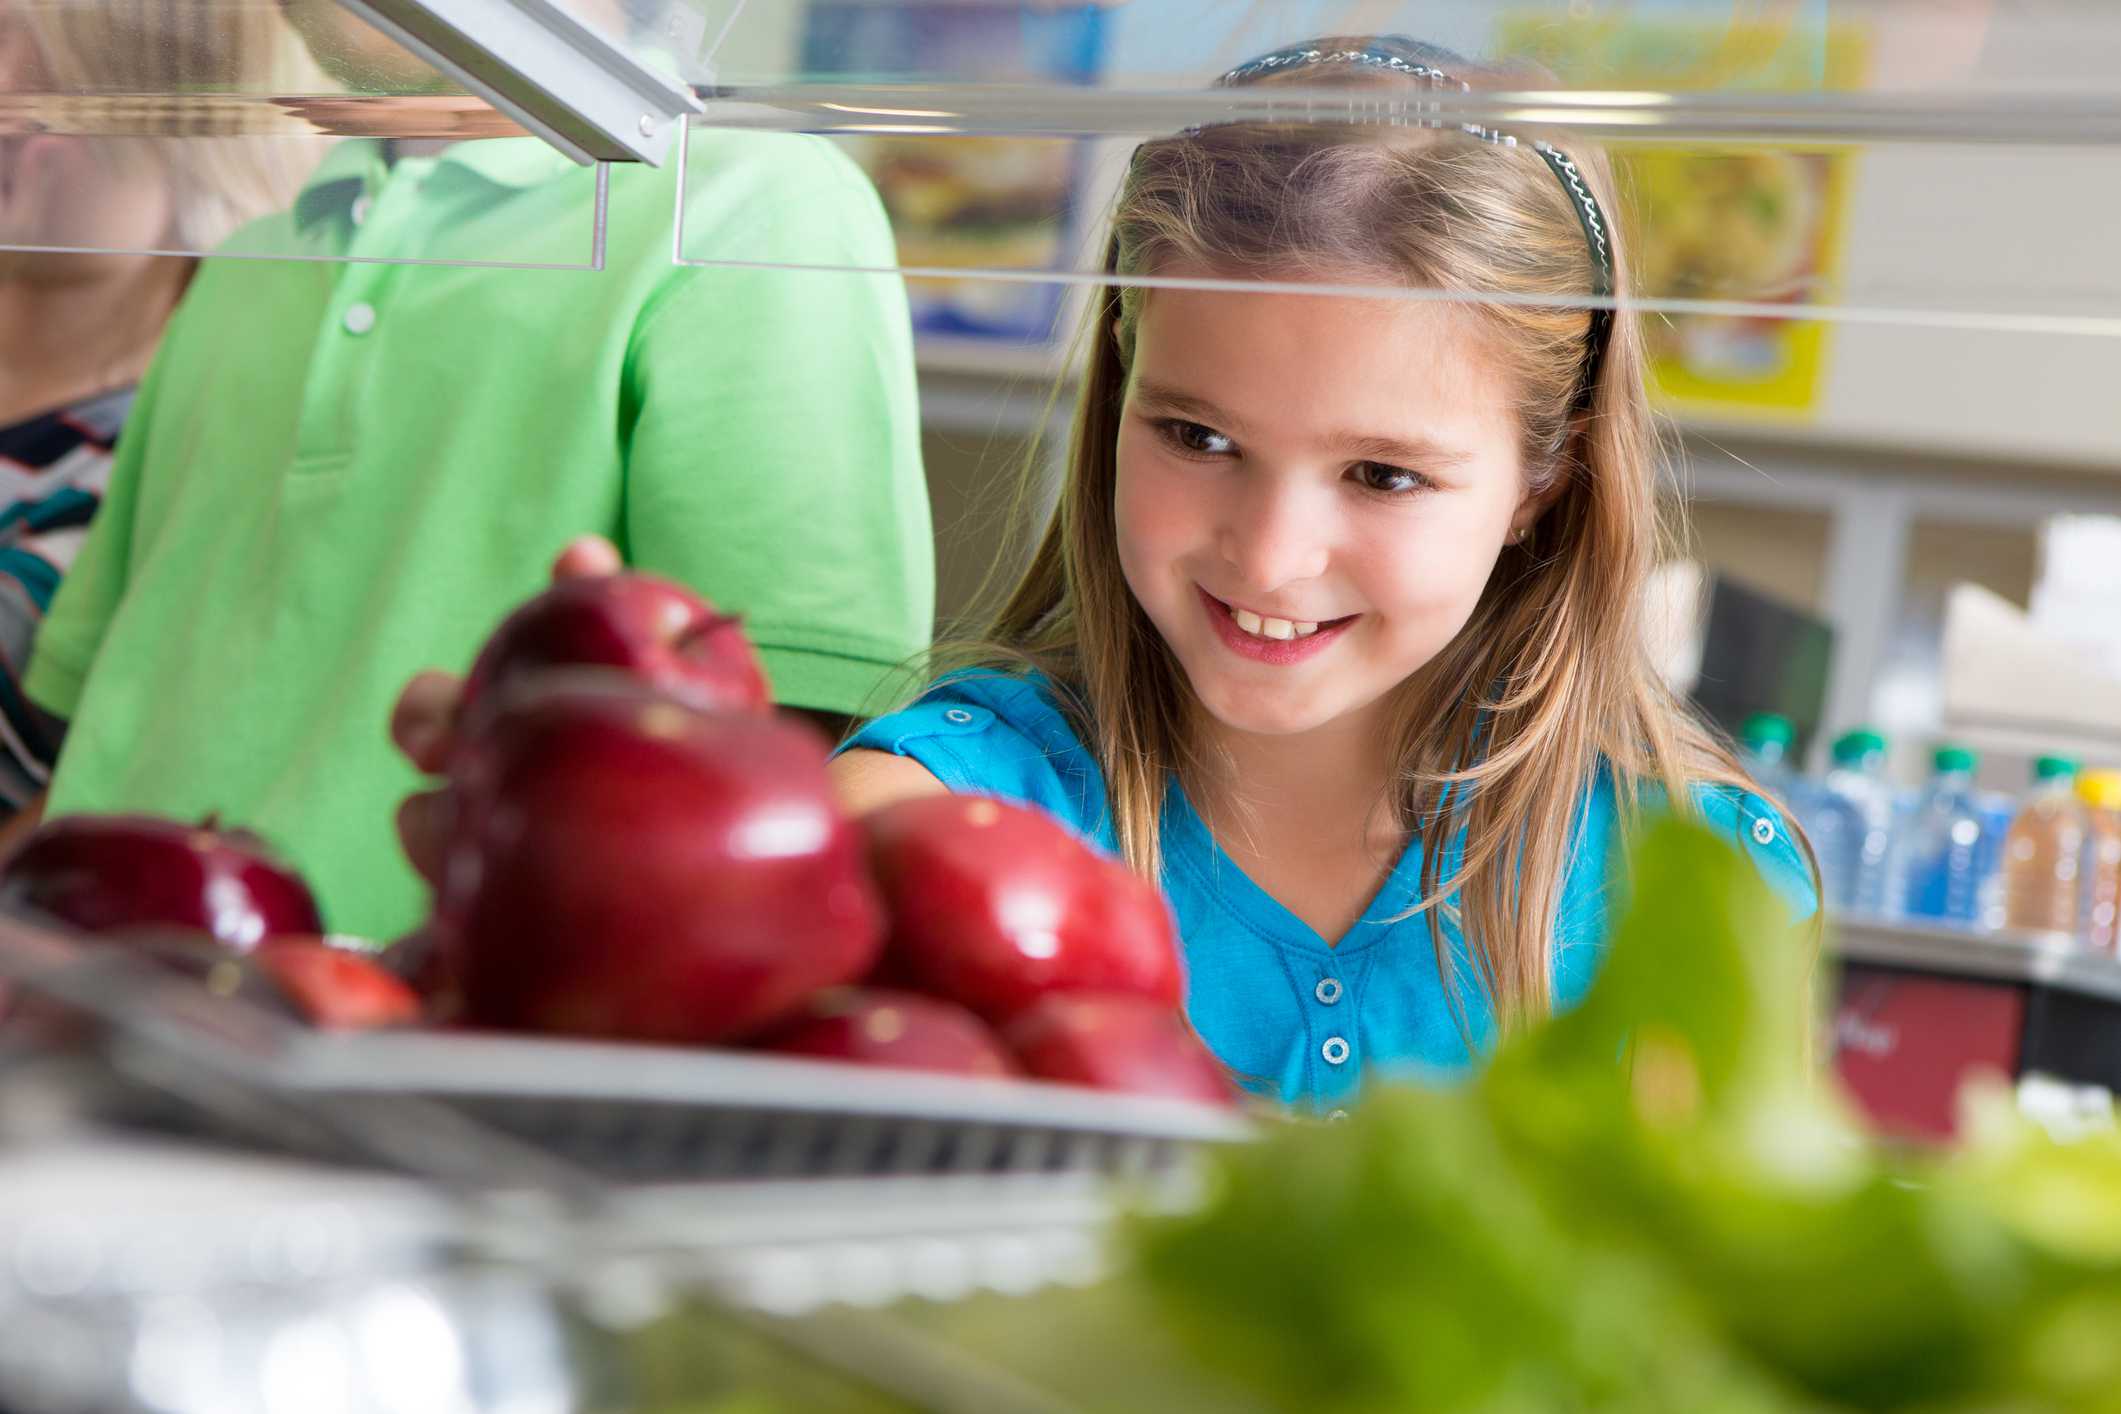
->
[268, 1028, 1251, 1184]
[0, 914, 1250, 1406]
[0, 914, 1247, 1193]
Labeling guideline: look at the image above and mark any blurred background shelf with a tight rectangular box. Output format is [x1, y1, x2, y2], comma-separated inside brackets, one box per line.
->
[1944, 721, 2121, 778]
[1828, 911, 2121, 1001]
[1825, 911, 2121, 1140]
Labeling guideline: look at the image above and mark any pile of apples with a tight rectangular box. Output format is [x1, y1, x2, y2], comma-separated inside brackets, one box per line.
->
[0, 572, 1231, 1106]
[2, 815, 421, 1029]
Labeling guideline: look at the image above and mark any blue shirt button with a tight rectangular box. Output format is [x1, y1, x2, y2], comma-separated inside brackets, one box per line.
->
[1314, 977, 1342, 1005]
[944, 708, 974, 725]
[1321, 1036, 1350, 1066]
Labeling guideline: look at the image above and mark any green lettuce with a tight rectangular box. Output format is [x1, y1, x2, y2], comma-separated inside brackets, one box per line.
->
[1135, 821, 2121, 1414]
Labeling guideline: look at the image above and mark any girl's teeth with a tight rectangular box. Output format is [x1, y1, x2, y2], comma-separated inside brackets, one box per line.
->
[1226, 603, 1329, 642]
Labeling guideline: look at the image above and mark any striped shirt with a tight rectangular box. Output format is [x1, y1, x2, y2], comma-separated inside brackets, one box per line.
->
[0, 387, 129, 811]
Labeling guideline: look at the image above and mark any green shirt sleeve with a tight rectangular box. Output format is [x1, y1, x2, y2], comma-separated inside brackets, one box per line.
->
[620, 133, 935, 719]
[24, 331, 163, 721]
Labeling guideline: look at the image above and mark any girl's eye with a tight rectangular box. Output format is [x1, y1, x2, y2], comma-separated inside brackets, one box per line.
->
[1158, 419, 1236, 457]
[1353, 462, 1435, 496]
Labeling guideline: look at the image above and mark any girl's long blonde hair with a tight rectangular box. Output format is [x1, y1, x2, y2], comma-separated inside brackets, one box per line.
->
[951, 39, 1765, 1029]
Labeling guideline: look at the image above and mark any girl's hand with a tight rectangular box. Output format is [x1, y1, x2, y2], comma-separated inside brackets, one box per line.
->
[392, 535, 622, 885]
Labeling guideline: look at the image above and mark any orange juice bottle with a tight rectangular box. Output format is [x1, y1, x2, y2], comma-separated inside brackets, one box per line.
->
[2078, 770, 2121, 953]
[2003, 756, 2087, 937]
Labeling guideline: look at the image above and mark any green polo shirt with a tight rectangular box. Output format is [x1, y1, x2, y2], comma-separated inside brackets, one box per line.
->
[27, 130, 933, 942]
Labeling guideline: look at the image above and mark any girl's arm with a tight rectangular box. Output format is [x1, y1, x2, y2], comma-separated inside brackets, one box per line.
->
[829, 748, 949, 818]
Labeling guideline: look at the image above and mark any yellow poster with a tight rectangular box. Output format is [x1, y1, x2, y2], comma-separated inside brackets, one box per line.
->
[1495, 13, 1867, 419]
[1621, 146, 1852, 415]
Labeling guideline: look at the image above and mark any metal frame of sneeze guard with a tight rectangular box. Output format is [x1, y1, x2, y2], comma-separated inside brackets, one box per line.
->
[337, 0, 702, 164]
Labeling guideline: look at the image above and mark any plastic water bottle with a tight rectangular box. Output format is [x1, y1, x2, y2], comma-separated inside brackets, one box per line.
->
[1974, 791, 2018, 927]
[1794, 740, 1856, 910]
[1738, 712, 1799, 795]
[1820, 729, 1897, 917]
[2002, 756, 2087, 937]
[1897, 745, 1992, 927]
[1739, 713, 1829, 889]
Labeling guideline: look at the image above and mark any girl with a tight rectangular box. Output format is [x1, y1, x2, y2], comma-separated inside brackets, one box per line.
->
[829, 36, 1817, 1109]
[390, 35, 1816, 1109]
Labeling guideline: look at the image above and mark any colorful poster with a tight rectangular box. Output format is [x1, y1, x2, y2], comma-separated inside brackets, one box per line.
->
[1495, 10, 1865, 419]
[1622, 146, 1851, 415]
[800, 4, 1107, 345]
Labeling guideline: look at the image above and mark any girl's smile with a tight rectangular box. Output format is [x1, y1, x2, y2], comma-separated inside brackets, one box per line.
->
[1197, 585, 1358, 665]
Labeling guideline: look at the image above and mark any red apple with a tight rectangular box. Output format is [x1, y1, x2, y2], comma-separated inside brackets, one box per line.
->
[437, 674, 882, 1045]
[756, 987, 1019, 1078]
[1005, 994, 1234, 1106]
[864, 795, 1182, 1022]
[253, 937, 422, 1030]
[3, 814, 324, 951]
[462, 572, 769, 718]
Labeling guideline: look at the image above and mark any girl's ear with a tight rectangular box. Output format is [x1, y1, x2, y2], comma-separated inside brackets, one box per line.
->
[1509, 484, 1570, 545]
[1510, 473, 1567, 541]
[1511, 407, 1591, 539]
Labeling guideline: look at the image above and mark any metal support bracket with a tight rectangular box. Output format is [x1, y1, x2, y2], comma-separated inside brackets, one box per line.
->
[337, 0, 703, 165]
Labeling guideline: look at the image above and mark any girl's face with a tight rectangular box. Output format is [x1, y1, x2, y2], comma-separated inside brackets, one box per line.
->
[1114, 277, 1537, 745]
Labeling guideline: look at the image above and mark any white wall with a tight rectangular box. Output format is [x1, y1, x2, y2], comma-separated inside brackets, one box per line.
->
[1815, 145, 2121, 469]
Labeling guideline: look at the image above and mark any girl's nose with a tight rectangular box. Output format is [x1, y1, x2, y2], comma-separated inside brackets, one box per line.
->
[1217, 479, 1330, 592]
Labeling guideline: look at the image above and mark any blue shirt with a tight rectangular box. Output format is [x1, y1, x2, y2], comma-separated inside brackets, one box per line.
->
[842, 671, 1817, 1111]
